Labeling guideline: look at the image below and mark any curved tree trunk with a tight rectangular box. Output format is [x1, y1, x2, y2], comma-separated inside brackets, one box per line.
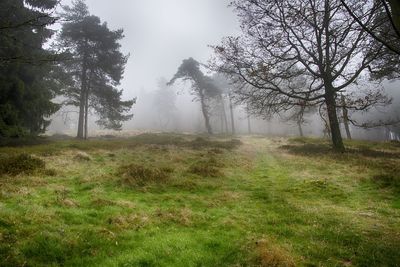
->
[199, 89, 212, 134]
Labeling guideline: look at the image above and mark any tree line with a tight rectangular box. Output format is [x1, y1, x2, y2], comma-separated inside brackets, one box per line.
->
[0, 0, 134, 139]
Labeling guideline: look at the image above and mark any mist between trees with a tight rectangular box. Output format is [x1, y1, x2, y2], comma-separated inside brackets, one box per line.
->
[1, 0, 400, 151]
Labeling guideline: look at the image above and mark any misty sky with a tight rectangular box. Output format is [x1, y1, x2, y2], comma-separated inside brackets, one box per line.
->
[62, 0, 240, 100]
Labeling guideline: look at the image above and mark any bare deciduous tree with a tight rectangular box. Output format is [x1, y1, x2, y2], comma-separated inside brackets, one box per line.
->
[211, 0, 389, 151]
[340, 0, 400, 79]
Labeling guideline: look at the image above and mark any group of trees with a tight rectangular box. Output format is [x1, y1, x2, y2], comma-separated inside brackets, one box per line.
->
[168, 58, 238, 135]
[0, 0, 134, 139]
[211, 0, 400, 151]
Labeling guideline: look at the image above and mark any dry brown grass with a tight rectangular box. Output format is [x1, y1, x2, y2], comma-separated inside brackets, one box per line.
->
[255, 238, 296, 267]
[154, 207, 193, 226]
[108, 214, 150, 230]
[118, 163, 174, 186]
[188, 154, 224, 178]
[73, 151, 91, 161]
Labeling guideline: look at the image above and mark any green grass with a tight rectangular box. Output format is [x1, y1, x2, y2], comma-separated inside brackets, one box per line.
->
[0, 134, 399, 266]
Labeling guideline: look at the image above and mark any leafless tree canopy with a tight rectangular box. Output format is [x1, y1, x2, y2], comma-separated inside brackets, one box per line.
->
[211, 0, 391, 151]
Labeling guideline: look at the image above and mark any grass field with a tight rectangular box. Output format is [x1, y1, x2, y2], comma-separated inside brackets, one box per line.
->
[0, 134, 399, 267]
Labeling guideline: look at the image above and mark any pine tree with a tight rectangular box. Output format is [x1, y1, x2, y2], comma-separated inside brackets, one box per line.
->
[168, 58, 221, 135]
[58, 0, 134, 139]
[0, 0, 60, 137]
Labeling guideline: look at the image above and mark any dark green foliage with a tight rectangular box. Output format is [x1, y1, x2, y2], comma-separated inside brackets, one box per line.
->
[0, 0, 60, 137]
[0, 153, 45, 176]
[118, 163, 174, 186]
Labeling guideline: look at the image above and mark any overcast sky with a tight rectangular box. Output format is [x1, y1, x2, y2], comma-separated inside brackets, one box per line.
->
[63, 0, 240, 100]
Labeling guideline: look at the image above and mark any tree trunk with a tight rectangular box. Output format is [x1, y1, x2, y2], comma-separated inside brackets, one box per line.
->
[297, 121, 304, 137]
[247, 116, 252, 134]
[229, 93, 236, 135]
[325, 92, 345, 152]
[77, 56, 87, 139]
[220, 96, 229, 134]
[199, 89, 212, 134]
[247, 103, 252, 134]
[84, 89, 89, 140]
[341, 94, 352, 140]
[84, 72, 93, 140]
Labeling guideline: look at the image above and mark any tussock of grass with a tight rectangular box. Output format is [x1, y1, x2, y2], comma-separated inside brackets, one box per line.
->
[188, 155, 224, 177]
[132, 133, 184, 146]
[189, 137, 242, 150]
[108, 214, 150, 230]
[90, 198, 116, 208]
[0, 153, 45, 176]
[254, 238, 296, 267]
[118, 163, 174, 186]
[154, 207, 193, 226]
[73, 151, 91, 161]
[43, 168, 57, 176]
[372, 173, 400, 189]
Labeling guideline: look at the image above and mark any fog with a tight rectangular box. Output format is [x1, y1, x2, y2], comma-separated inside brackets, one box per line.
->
[47, 0, 399, 141]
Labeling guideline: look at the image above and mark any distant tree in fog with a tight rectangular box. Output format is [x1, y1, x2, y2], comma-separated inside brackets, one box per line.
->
[211, 0, 390, 151]
[57, 0, 134, 139]
[153, 77, 178, 129]
[168, 58, 222, 134]
[212, 74, 236, 134]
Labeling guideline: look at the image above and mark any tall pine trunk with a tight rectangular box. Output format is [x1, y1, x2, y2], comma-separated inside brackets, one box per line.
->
[77, 55, 88, 139]
[84, 72, 93, 140]
[84, 89, 89, 139]
[325, 90, 345, 152]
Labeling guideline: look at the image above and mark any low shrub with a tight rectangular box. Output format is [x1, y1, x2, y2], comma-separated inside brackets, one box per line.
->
[372, 173, 400, 189]
[118, 163, 174, 186]
[73, 152, 91, 161]
[0, 153, 45, 176]
[189, 137, 242, 150]
[188, 156, 223, 177]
